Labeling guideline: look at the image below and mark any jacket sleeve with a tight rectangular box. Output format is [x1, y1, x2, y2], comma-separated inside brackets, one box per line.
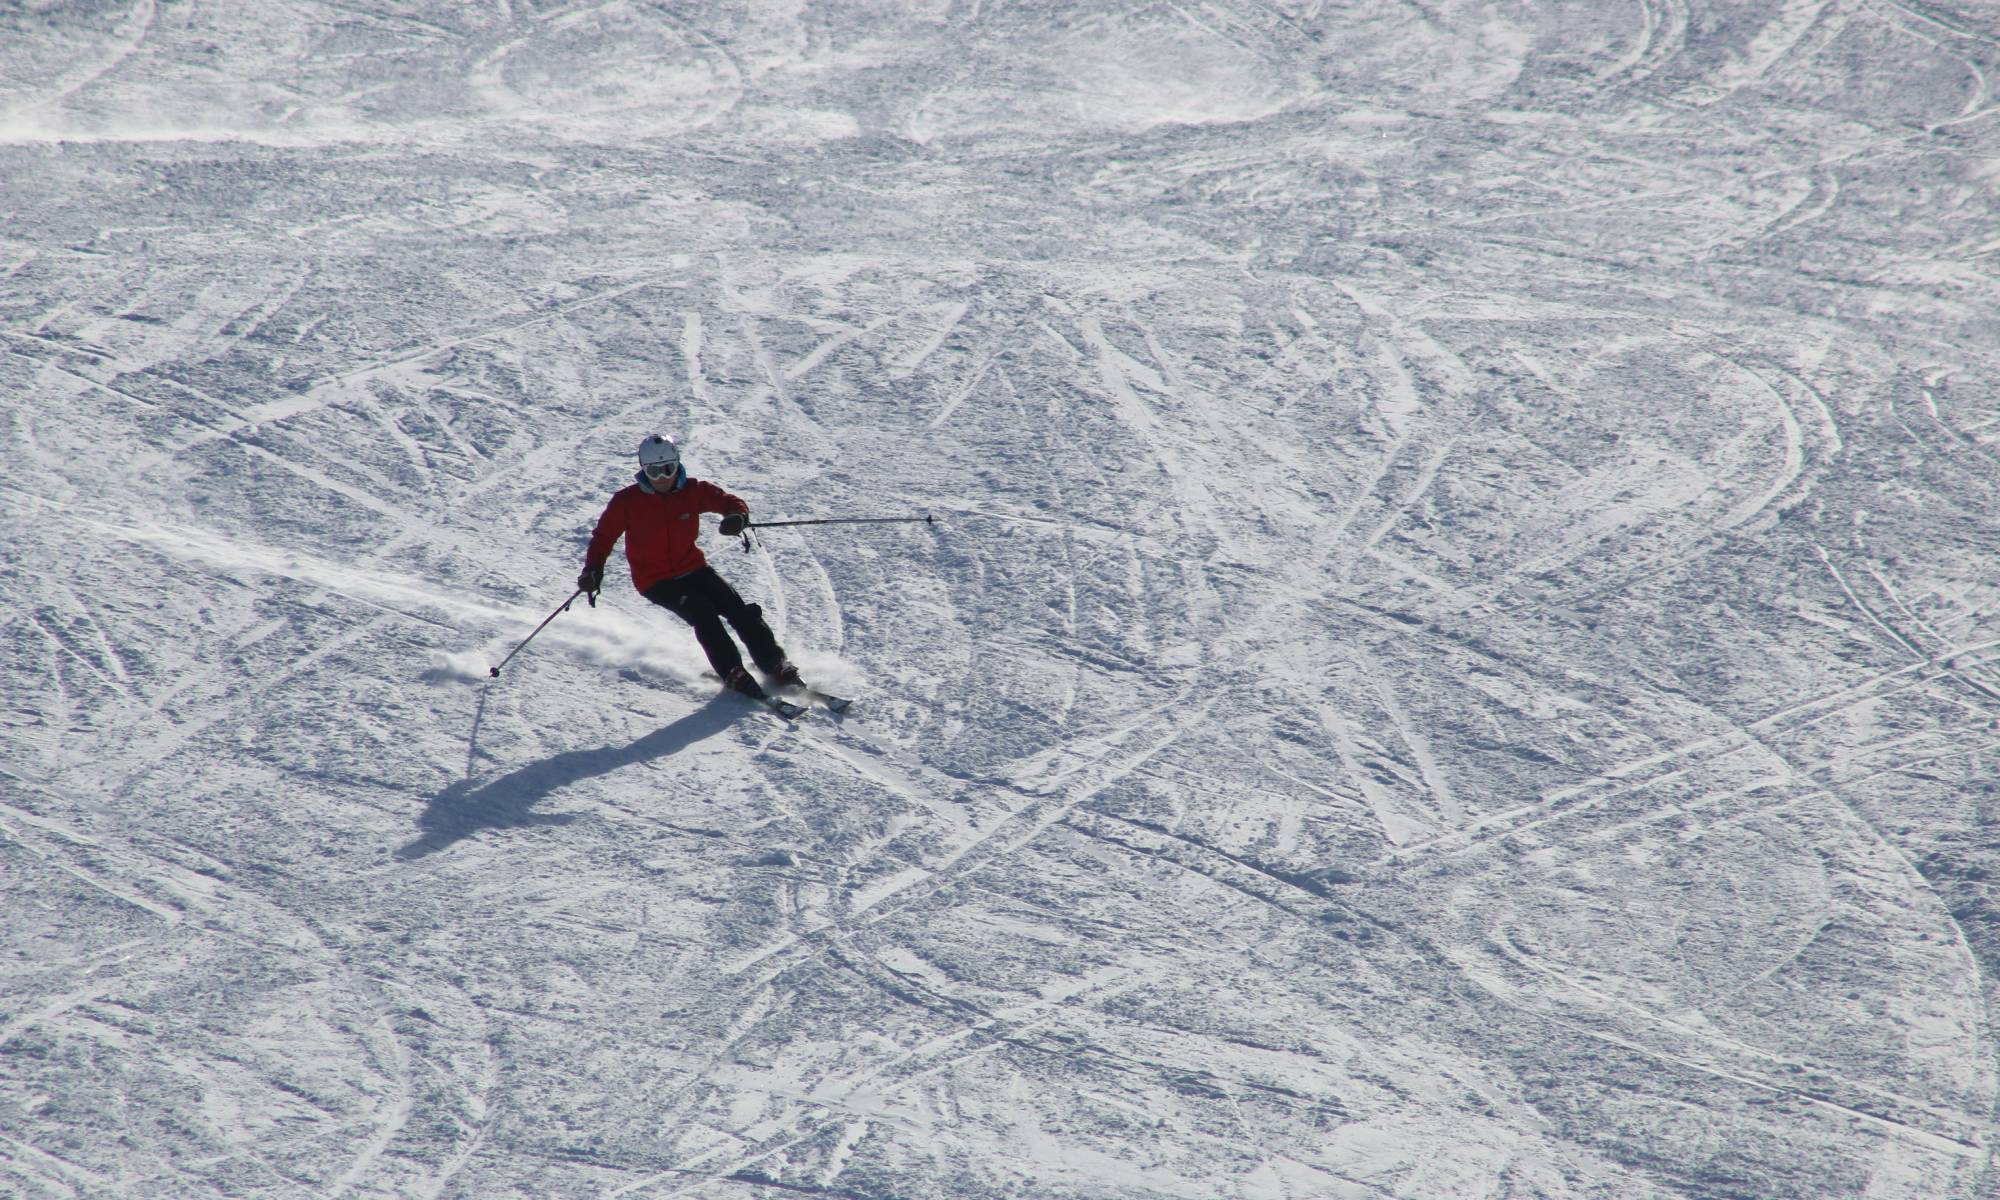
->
[584, 493, 628, 569]
[693, 481, 749, 516]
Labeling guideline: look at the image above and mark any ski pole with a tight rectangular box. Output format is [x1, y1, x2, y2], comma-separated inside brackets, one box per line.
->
[737, 513, 934, 552]
[489, 588, 585, 678]
[746, 514, 935, 529]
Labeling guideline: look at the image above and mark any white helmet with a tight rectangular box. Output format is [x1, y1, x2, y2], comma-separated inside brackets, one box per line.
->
[636, 434, 681, 484]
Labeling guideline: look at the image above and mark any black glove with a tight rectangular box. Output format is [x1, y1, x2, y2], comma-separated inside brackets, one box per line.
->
[576, 564, 603, 594]
[719, 513, 747, 536]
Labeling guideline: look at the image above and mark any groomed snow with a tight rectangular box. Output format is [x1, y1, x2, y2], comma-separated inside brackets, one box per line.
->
[4, 2, 2000, 1197]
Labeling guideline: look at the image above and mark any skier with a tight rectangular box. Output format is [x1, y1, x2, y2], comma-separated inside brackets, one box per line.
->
[577, 434, 805, 702]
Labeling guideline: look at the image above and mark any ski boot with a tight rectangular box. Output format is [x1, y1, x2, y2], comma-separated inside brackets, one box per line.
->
[724, 665, 767, 699]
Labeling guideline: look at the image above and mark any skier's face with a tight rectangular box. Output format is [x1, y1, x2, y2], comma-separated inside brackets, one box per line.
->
[644, 459, 678, 484]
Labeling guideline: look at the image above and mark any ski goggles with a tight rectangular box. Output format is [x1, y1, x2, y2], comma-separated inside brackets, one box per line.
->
[643, 459, 680, 480]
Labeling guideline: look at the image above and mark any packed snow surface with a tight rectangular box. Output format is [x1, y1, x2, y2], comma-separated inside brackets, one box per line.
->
[5, 2, 2000, 1198]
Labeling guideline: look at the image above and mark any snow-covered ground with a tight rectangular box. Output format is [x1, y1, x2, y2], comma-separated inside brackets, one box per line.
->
[5, 2, 2000, 1197]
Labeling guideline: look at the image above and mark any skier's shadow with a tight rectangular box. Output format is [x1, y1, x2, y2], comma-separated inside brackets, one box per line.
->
[397, 696, 740, 861]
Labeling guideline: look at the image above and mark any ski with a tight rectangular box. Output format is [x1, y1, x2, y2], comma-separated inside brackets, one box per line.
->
[753, 693, 809, 720]
[775, 681, 851, 713]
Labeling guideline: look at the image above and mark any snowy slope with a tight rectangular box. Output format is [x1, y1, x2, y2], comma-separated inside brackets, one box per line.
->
[5, 2, 2000, 1197]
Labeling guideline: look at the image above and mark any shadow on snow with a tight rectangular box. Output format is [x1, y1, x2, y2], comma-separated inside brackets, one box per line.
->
[397, 695, 740, 860]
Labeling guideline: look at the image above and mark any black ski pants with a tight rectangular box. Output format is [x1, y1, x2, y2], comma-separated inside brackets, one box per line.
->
[643, 566, 787, 680]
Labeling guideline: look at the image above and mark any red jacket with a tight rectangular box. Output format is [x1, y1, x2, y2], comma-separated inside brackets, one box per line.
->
[586, 475, 748, 593]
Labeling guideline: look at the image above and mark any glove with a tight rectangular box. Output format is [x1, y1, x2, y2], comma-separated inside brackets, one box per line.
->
[719, 513, 747, 536]
[576, 564, 604, 594]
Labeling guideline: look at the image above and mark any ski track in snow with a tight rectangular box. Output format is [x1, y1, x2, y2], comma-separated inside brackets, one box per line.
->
[6, 1, 2000, 1197]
